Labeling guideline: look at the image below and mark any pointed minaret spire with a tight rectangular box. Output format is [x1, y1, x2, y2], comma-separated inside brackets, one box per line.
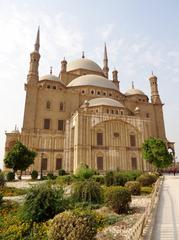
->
[34, 26, 40, 52]
[132, 81, 134, 89]
[27, 27, 41, 83]
[50, 66, 53, 75]
[104, 43, 108, 60]
[82, 51, 85, 58]
[103, 43, 109, 78]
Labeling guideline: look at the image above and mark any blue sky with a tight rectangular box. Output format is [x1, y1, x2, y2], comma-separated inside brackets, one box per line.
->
[0, 0, 179, 168]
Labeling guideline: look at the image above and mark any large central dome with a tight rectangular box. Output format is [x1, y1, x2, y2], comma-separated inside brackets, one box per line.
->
[67, 58, 103, 73]
[67, 74, 118, 90]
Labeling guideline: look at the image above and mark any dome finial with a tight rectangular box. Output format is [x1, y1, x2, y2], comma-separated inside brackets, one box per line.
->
[132, 81, 134, 89]
[50, 66, 53, 75]
[82, 51, 85, 58]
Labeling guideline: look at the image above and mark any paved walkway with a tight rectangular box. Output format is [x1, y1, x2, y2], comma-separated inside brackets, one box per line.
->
[152, 174, 179, 240]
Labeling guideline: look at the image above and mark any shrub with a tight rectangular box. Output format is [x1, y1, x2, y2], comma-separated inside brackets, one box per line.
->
[72, 179, 102, 204]
[105, 186, 131, 214]
[0, 172, 5, 188]
[124, 181, 141, 195]
[75, 164, 95, 180]
[47, 172, 56, 180]
[104, 171, 115, 186]
[56, 175, 73, 185]
[92, 175, 105, 185]
[21, 183, 67, 222]
[114, 172, 129, 186]
[58, 169, 67, 176]
[137, 173, 157, 186]
[123, 170, 142, 181]
[148, 173, 158, 182]
[6, 171, 15, 181]
[48, 210, 98, 240]
[1, 187, 27, 196]
[31, 170, 38, 180]
[0, 191, 3, 205]
[141, 186, 153, 195]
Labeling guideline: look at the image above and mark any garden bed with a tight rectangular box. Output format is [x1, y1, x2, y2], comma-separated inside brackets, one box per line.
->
[96, 196, 150, 240]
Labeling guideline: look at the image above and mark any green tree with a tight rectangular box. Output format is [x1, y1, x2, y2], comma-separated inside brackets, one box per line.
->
[4, 141, 36, 179]
[142, 137, 173, 169]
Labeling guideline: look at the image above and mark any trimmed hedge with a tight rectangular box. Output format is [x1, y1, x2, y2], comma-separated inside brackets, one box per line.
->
[6, 172, 15, 181]
[141, 186, 153, 195]
[137, 173, 157, 186]
[31, 170, 38, 180]
[125, 181, 141, 195]
[105, 186, 131, 213]
[104, 170, 143, 187]
[47, 172, 56, 180]
[58, 169, 67, 176]
[48, 210, 98, 240]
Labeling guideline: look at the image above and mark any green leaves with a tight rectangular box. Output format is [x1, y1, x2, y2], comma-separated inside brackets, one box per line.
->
[142, 137, 173, 169]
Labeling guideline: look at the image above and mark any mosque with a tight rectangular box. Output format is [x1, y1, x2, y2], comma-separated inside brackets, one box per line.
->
[4, 29, 174, 174]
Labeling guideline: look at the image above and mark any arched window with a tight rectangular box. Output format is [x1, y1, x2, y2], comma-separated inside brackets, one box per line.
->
[97, 132, 103, 145]
[97, 156, 103, 170]
[46, 101, 51, 110]
[59, 102, 64, 111]
[131, 157, 137, 170]
[130, 134, 136, 147]
[56, 158, 62, 170]
[42, 158, 48, 170]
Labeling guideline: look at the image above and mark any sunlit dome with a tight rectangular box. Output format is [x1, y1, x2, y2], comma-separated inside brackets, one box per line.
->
[67, 58, 103, 73]
[67, 74, 118, 90]
[86, 98, 124, 108]
[39, 74, 60, 81]
[39, 74, 65, 85]
[125, 88, 145, 96]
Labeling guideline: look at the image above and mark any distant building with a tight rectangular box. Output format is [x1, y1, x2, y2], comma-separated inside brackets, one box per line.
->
[4, 29, 174, 174]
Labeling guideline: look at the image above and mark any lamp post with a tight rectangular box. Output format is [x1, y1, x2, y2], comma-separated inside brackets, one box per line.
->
[40, 152, 44, 180]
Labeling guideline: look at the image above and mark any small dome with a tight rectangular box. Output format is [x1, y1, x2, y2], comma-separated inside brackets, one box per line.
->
[11, 129, 20, 134]
[86, 98, 124, 108]
[39, 74, 60, 82]
[67, 58, 103, 73]
[125, 88, 145, 96]
[67, 74, 118, 90]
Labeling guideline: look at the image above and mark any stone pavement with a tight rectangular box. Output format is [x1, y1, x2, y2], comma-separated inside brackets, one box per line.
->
[152, 174, 179, 240]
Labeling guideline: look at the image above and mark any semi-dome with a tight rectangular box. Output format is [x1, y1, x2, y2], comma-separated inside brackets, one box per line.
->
[87, 98, 124, 108]
[125, 88, 145, 96]
[67, 74, 118, 90]
[67, 58, 103, 73]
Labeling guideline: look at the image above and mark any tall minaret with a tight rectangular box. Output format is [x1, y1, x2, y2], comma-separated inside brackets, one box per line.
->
[103, 43, 109, 78]
[23, 28, 40, 132]
[149, 73, 162, 104]
[27, 27, 40, 83]
[112, 69, 120, 90]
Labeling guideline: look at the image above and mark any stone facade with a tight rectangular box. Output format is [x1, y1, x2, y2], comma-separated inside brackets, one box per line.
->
[4, 29, 174, 173]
